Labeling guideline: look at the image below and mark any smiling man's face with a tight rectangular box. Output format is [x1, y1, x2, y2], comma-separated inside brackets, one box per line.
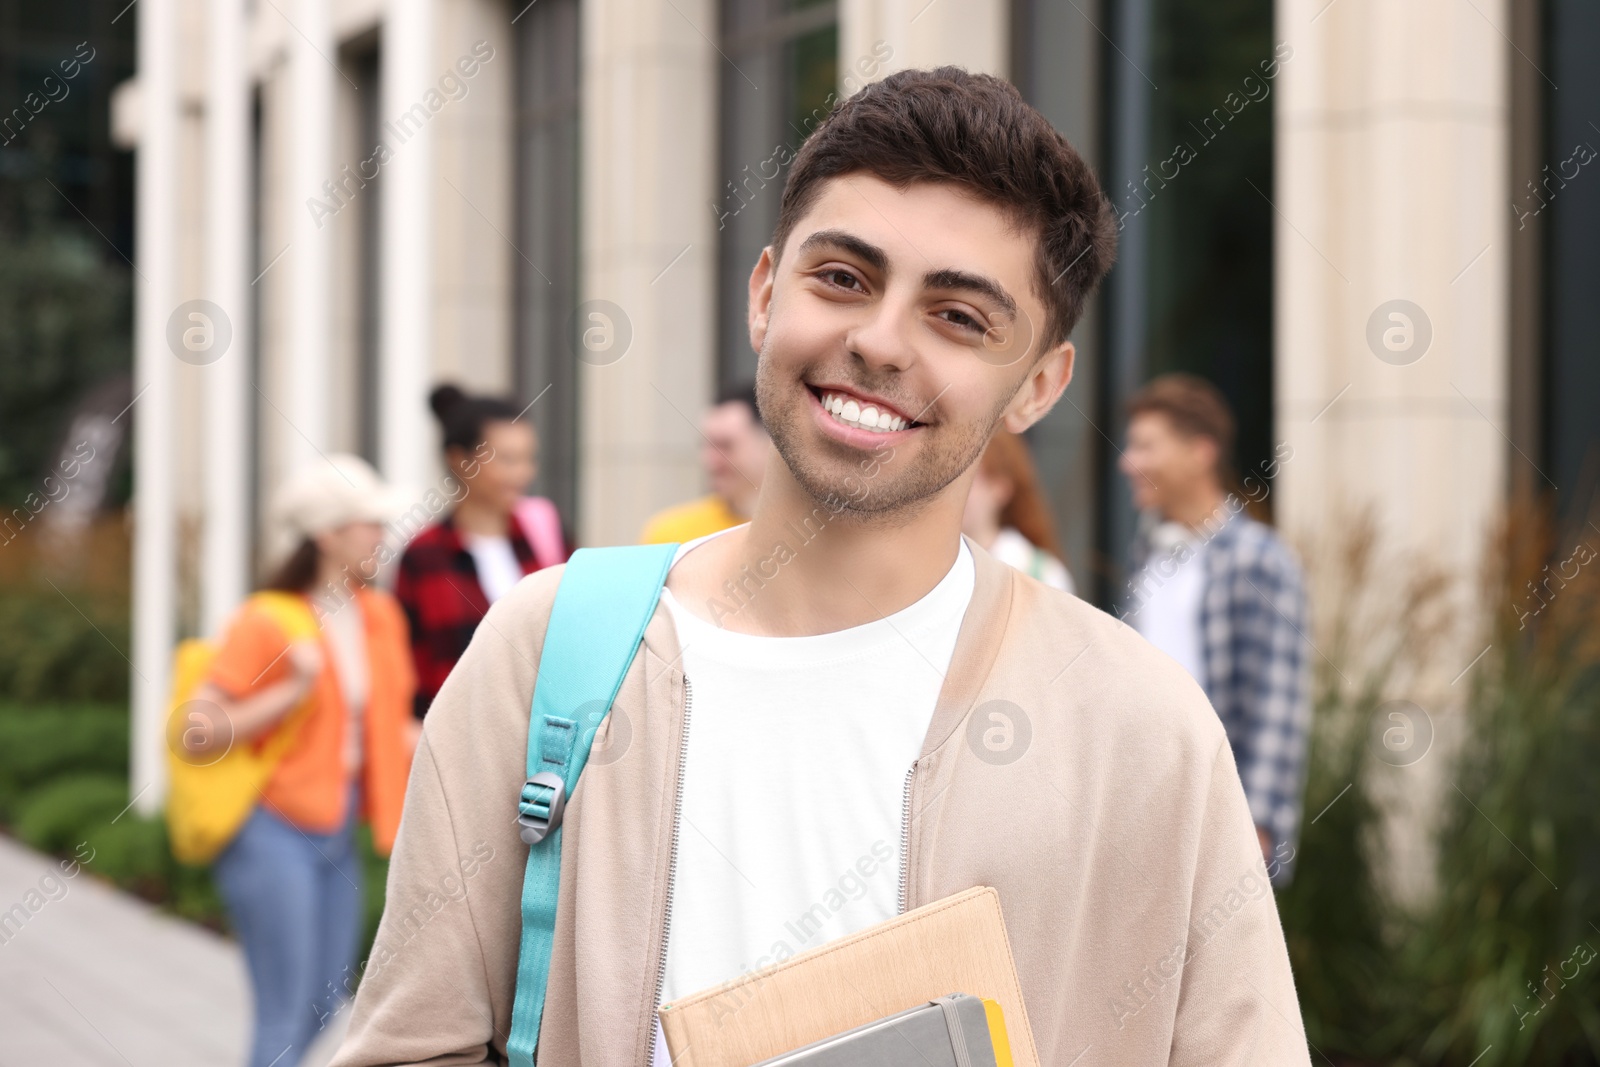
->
[748, 174, 1072, 520]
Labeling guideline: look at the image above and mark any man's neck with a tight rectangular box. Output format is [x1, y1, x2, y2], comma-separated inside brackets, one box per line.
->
[719, 486, 756, 520]
[669, 461, 966, 638]
[453, 499, 508, 537]
[1161, 480, 1228, 531]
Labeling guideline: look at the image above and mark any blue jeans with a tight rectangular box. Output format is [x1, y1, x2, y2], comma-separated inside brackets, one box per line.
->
[213, 784, 363, 1067]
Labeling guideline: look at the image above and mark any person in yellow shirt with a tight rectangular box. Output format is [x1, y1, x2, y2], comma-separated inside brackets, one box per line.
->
[640, 382, 770, 543]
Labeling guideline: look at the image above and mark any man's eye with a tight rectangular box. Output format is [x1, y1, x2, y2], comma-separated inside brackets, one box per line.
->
[939, 308, 983, 333]
[820, 269, 861, 290]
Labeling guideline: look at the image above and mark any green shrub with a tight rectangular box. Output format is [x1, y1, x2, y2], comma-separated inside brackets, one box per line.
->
[1390, 508, 1600, 1067]
[356, 822, 391, 967]
[167, 857, 227, 928]
[0, 587, 130, 702]
[13, 771, 128, 854]
[0, 696, 393, 948]
[1278, 681, 1393, 1059]
[1277, 515, 1453, 1063]
[86, 814, 172, 896]
[0, 702, 127, 821]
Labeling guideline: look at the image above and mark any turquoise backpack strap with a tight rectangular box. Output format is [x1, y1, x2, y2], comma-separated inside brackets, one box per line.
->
[507, 542, 679, 1066]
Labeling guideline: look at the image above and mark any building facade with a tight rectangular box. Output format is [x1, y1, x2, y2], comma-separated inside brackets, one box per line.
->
[123, 0, 1596, 812]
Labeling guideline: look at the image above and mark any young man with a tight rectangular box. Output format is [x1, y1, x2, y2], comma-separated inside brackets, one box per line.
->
[1119, 374, 1311, 886]
[639, 382, 771, 544]
[333, 69, 1310, 1067]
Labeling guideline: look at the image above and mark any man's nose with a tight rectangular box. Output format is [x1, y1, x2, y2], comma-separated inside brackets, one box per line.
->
[844, 297, 917, 374]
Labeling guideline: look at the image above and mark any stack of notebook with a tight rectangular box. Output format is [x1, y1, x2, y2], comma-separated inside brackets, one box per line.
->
[657, 886, 1039, 1067]
[749, 993, 1013, 1066]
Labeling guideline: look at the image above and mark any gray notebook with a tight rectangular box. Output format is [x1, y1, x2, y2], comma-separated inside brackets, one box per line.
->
[751, 993, 999, 1067]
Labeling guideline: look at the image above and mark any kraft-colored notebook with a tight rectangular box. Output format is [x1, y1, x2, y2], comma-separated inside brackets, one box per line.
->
[751, 993, 1014, 1066]
[657, 886, 1040, 1067]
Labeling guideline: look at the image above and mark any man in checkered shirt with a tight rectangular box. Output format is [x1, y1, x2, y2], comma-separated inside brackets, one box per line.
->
[1117, 374, 1311, 886]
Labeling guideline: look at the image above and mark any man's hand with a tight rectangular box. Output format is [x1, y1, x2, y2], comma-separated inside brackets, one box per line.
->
[1256, 826, 1273, 863]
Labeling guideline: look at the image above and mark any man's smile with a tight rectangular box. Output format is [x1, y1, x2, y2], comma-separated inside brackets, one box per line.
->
[803, 383, 926, 449]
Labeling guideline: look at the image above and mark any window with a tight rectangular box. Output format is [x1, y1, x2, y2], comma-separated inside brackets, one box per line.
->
[1540, 0, 1600, 515]
[514, 0, 582, 527]
[1099, 0, 1275, 578]
[1013, 0, 1105, 601]
[716, 0, 838, 389]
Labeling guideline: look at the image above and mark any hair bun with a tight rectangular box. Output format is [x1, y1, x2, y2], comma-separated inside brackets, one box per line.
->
[429, 383, 467, 422]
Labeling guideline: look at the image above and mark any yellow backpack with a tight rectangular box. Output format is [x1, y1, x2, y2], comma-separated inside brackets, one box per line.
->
[164, 591, 321, 865]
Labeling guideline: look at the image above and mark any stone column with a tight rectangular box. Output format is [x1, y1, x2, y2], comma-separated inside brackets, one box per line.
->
[286, 0, 335, 466]
[578, 0, 718, 545]
[379, 0, 436, 499]
[132, 0, 179, 815]
[202, 0, 252, 638]
[1275, 0, 1512, 898]
[430, 0, 516, 398]
[1276, 0, 1510, 598]
[840, 0, 1008, 79]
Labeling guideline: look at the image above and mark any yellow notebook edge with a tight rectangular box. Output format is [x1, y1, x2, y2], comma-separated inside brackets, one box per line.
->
[982, 998, 1015, 1067]
[972, 887, 1039, 1067]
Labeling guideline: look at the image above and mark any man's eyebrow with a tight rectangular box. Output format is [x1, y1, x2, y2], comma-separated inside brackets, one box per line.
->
[922, 268, 1018, 318]
[796, 229, 889, 275]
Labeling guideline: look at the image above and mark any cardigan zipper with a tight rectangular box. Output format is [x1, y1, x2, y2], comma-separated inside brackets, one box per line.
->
[649, 673, 693, 1048]
[898, 760, 916, 913]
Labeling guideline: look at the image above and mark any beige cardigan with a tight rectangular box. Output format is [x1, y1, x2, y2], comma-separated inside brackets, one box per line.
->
[331, 536, 1311, 1066]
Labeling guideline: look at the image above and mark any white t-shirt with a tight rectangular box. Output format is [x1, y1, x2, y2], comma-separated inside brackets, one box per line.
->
[1127, 521, 1207, 684]
[648, 526, 976, 1065]
[463, 533, 523, 605]
[313, 590, 368, 775]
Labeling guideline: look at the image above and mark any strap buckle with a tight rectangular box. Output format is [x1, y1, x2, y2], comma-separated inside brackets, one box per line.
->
[518, 771, 567, 845]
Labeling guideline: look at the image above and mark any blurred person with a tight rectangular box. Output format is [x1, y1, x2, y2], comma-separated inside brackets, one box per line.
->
[191, 455, 417, 1067]
[960, 429, 1075, 593]
[1118, 373, 1310, 884]
[397, 385, 566, 720]
[335, 69, 1309, 1067]
[639, 381, 770, 543]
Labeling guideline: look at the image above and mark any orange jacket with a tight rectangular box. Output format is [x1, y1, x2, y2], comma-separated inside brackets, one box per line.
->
[208, 586, 416, 855]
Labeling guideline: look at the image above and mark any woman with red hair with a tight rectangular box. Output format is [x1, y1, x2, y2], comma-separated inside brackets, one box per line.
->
[961, 430, 1075, 594]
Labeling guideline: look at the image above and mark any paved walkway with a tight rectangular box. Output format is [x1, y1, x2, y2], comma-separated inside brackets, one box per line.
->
[0, 834, 349, 1066]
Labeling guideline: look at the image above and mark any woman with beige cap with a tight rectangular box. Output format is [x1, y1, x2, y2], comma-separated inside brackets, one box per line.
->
[188, 454, 416, 1067]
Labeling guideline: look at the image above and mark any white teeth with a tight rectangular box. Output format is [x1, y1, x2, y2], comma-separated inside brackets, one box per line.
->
[818, 390, 911, 434]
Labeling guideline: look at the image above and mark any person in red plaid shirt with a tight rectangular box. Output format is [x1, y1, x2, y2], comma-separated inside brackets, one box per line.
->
[396, 385, 568, 720]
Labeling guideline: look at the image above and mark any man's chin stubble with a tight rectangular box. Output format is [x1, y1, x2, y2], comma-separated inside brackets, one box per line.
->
[765, 408, 991, 528]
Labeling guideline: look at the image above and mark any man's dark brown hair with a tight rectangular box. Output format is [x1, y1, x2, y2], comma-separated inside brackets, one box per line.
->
[770, 67, 1118, 350]
[1127, 373, 1237, 474]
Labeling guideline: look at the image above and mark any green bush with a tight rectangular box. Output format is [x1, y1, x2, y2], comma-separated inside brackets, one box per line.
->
[1388, 510, 1600, 1067]
[1277, 516, 1453, 1063]
[84, 813, 171, 896]
[0, 702, 128, 821]
[0, 588, 130, 703]
[0, 694, 392, 955]
[1283, 508, 1600, 1066]
[356, 822, 391, 967]
[13, 771, 129, 853]
[1278, 680, 1393, 1059]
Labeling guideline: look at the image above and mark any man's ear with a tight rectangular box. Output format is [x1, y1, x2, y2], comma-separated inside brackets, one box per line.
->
[747, 247, 776, 355]
[1002, 340, 1075, 434]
